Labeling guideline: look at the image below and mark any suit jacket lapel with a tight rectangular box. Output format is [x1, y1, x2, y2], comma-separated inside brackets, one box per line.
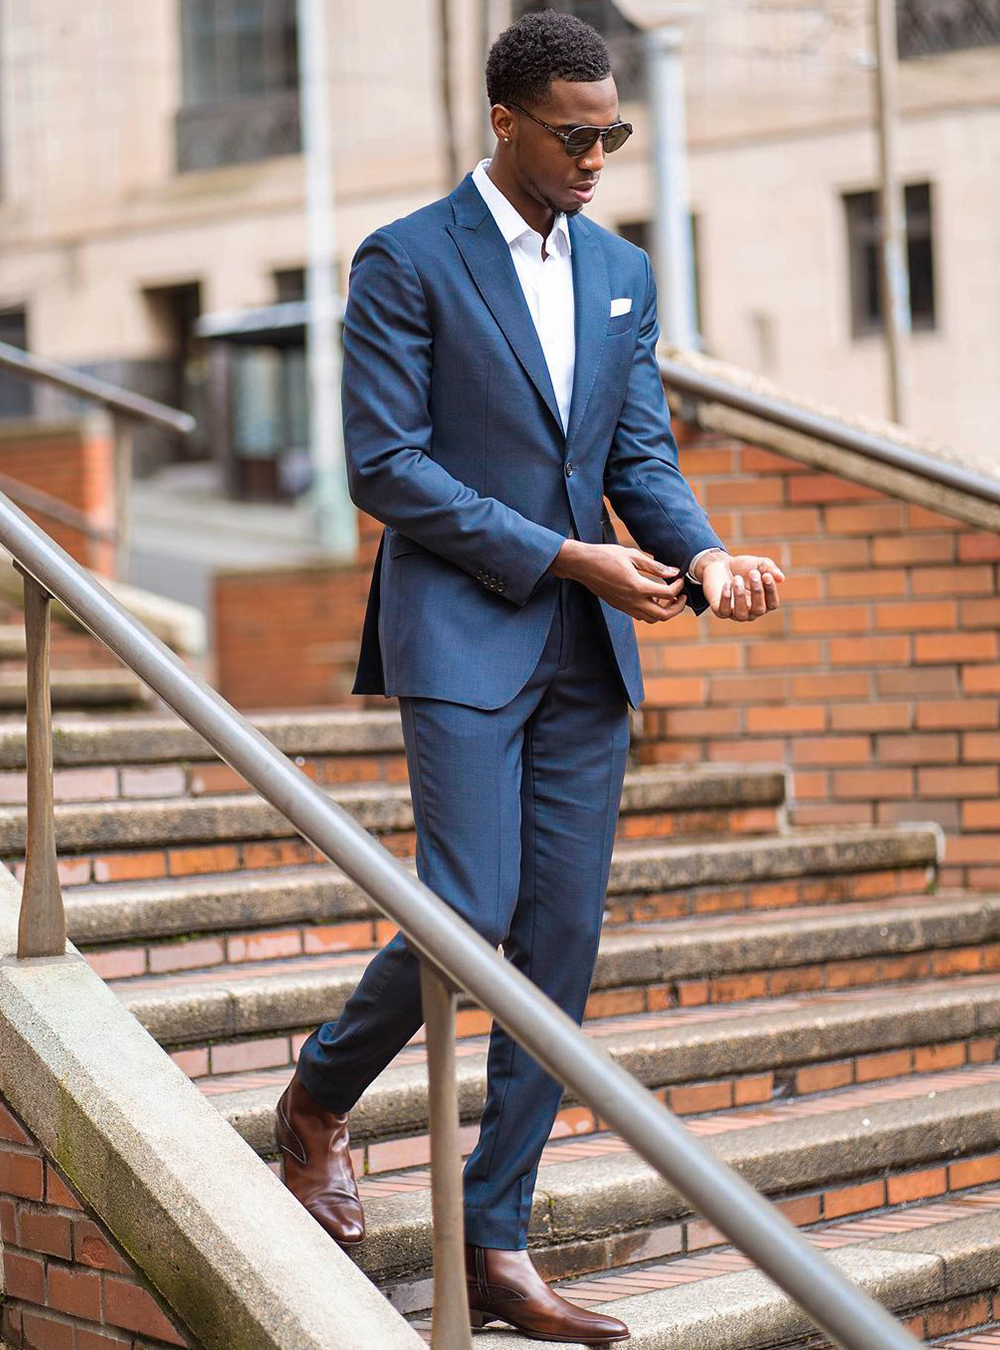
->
[446, 173, 613, 446]
[566, 214, 611, 447]
[447, 175, 563, 435]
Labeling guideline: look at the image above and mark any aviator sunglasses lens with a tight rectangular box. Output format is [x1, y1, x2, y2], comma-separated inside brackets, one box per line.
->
[564, 128, 602, 156]
[603, 122, 631, 153]
[564, 122, 632, 156]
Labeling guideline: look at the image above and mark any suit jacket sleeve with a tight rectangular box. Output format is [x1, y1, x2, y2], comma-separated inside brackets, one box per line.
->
[603, 249, 728, 617]
[341, 227, 566, 607]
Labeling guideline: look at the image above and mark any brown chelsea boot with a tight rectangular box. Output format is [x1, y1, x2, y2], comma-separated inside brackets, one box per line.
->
[275, 1068, 366, 1246]
[466, 1243, 629, 1342]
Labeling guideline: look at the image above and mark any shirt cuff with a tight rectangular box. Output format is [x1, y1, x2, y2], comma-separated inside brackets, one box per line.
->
[686, 547, 729, 584]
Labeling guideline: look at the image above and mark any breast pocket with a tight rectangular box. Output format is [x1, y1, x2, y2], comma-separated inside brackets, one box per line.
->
[607, 310, 635, 337]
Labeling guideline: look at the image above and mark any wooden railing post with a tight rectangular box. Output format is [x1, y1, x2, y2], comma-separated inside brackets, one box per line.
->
[420, 957, 472, 1350]
[14, 563, 66, 958]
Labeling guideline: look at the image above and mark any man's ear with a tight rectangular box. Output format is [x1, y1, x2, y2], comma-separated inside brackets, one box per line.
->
[491, 104, 516, 144]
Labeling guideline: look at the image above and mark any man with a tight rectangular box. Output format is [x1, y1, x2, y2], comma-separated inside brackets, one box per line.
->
[276, 10, 784, 1343]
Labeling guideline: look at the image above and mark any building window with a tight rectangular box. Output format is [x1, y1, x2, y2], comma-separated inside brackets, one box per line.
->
[897, 0, 1000, 59]
[843, 183, 936, 337]
[0, 309, 32, 420]
[273, 267, 306, 302]
[143, 283, 209, 460]
[513, 2, 645, 100]
[176, 0, 300, 173]
[616, 215, 704, 339]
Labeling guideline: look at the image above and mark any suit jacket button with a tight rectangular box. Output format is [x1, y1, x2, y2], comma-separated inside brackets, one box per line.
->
[564, 461, 574, 477]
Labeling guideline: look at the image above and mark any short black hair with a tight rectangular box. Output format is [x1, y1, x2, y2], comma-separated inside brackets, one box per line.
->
[486, 10, 612, 110]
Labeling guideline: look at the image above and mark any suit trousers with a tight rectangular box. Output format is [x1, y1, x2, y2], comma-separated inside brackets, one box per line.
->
[296, 575, 631, 1248]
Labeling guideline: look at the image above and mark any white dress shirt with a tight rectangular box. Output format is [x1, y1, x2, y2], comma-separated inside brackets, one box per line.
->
[472, 157, 575, 433]
[471, 157, 723, 586]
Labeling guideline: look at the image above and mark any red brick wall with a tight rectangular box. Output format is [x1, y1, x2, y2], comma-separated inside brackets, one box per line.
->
[0, 422, 116, 576]
[0, 1093, 197, 1349]
[212, 512, 383, 710]
[0, 423, 140, 672]
[213, 562, 371, 710]
[629, 424, 1000, 894]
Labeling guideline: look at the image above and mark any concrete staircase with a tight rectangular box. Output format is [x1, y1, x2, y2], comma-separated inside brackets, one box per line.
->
[4, 707, 1000, 1346]
[0, 597, 154, 711]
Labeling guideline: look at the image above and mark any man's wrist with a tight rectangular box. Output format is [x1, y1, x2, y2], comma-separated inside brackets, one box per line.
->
[688, 548, 728, 584]
[547, 538, 589, 581]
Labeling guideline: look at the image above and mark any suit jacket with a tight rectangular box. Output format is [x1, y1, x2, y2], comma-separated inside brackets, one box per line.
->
[344, 170, 727, 710]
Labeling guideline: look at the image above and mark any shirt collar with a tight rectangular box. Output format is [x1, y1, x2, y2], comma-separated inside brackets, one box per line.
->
[471, 157, 571, 256]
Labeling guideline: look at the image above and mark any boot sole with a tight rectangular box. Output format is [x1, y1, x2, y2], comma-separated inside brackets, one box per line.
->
[469, 1309, 629, 1342]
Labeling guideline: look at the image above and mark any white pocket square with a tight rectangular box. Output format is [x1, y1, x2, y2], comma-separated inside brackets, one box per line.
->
[610, 297, 633, 317]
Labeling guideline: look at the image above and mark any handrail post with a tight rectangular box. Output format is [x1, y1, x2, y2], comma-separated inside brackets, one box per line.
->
[420, 957, 472, 1350]
[13, 564, 66, 958]
[111, 414, 133, 581]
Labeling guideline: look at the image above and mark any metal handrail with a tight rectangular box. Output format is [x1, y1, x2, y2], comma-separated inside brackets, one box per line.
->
[0, 490, 920, 1348]
[0, 341, 196, 581]
[660, 354, 1000, 507]
[0, 342, 196, 437]
[0, 470, 116, 544]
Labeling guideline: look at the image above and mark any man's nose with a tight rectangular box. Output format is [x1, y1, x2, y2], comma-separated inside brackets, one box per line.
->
[577, 136, 605, 172]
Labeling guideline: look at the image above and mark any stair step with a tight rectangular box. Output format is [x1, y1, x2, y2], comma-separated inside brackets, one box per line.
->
[0, 763, 787, 853]
[940, 1332, 1000, 1348]
[57, 825, 937, 963]
[0, 707, 407, 768]
[0, 625, 26, 659]
[0, 668, 151, 709]
[108, 892, 999, 1051]
[434, 1200, 1000, 1348]
[346, 1064, 1000, 1287]
[204, 973, 1000, 1160]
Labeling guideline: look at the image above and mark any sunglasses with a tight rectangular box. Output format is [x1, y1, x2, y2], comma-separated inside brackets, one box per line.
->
[506, 102, 633, 157]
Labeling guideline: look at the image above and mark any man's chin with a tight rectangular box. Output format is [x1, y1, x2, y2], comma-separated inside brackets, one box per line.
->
[529, 183, 586, 220]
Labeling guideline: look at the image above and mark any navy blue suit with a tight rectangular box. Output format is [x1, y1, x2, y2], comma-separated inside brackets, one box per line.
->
[296, 170, 726, 1247]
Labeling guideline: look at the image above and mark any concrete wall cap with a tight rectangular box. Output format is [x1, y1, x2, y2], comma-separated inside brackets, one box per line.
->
[0, 867, 421, 1350]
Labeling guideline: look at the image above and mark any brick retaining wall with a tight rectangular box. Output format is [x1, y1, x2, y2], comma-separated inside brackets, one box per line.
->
[0, 1094, 196, 1349]
[630, 424, 1000, 894]
[0, 421, 115, 576]
[212, 511, 384, 710]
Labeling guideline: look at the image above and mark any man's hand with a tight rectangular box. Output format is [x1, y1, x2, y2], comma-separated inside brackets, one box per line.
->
[549, 540, 687, 624]
[695, 551, 785, 621]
